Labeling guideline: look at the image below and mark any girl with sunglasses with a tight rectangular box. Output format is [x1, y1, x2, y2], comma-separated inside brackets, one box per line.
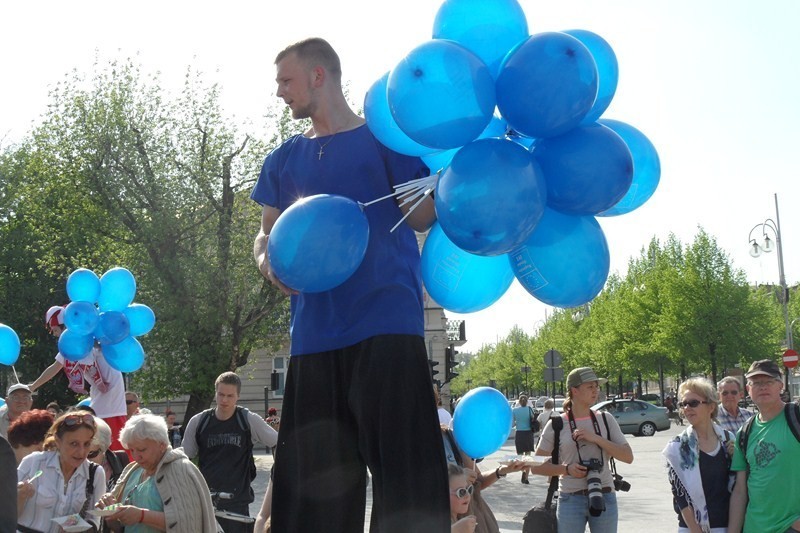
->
[662, 378, 735, 533]
[17, 410, 105, 532]
[449, 463, 477, 533]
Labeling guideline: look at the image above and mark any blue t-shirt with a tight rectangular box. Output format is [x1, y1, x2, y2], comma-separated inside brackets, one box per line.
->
[250, 125, 430, 355]
[513, 406, 533, 431]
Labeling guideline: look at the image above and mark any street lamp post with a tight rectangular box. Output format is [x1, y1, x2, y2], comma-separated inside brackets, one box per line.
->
[748, 193, 793, 399]
[521, 365, 531, 394]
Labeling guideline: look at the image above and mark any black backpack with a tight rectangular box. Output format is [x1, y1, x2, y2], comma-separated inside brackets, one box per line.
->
[737, 402, 800, 457]
[197, 406, 257, 482]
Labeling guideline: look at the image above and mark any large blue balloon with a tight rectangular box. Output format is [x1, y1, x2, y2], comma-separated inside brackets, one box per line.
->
[421, 223, 514, 313]
[435, 138, 547, 256]
[433, 0, 529, 79]
[63, 301, 99, 336]
[268, 194, 370, 293]
[57, 329, 94, 362]
[102, 336, 145, 373]
[596, 119, 661, 217]
[422, 114, 509, 174]
[123, 304, 156, 336]
[496, 32, 598, 138]
[94, 311, 131, 345]
[98, 268, 137, 312]
[0, 324, 21, 366]
[509, 208, 610, 308]
[533, 123, 633, 215]
[364, 73, 438, 157]
[66, 268, 101, 304]
[564, 30, 619, 125]
[453, 387, 512, 458]
[388, 40, 496, 149]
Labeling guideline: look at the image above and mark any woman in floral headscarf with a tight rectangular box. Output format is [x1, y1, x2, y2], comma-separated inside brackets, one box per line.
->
[662, 378, 735, 533]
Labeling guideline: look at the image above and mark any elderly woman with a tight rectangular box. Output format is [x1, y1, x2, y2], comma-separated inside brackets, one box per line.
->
[662, 378, 734, 533]
[7, 409, 54, 464]
[99, 413, 217, 532]
[88, 417, 130, 490]
[17, 410, 105, 532]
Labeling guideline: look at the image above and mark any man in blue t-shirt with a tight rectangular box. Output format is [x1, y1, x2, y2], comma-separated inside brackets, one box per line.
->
[250, 37, 448, 533]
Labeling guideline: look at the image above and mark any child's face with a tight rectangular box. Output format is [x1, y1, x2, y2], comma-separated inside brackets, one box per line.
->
[449, 474, 471, 516]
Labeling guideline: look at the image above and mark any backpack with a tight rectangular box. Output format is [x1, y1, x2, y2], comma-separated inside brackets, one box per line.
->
[197, 406, 257, 482]
[530, 407, 540, 433]
[522, 415, 562, 533]
[737, 402, 800, 457]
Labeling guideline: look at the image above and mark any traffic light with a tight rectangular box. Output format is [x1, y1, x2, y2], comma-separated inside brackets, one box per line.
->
[445, 346, 459, 383]
[429, 359, 440, 380]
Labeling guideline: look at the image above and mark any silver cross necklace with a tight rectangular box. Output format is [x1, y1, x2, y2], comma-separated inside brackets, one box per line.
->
[315, 133, 338, 160]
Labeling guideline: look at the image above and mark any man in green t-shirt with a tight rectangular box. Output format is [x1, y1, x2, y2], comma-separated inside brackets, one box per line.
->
[729, 359, 800, 533]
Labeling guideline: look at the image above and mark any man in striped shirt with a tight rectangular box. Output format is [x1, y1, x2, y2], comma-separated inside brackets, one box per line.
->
[716, 376, 754, 432]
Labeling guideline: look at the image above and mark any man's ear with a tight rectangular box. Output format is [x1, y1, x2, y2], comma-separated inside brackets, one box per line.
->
[312, 65, 326, 87]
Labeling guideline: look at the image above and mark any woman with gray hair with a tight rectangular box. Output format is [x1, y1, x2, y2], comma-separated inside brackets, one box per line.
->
[662, 378, 735, 533]
[97, 413, 218, 532]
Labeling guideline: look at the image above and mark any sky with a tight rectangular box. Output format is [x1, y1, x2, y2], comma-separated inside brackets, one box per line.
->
[2, 0, 799, 353]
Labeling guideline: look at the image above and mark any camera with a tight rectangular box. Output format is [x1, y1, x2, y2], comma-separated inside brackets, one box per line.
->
[613, 473, 631, 492]
[580, 459, 605, 517]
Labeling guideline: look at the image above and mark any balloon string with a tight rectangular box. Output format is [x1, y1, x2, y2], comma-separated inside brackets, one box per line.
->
[11, 366, 20, 384]
[359, 173, 439, 233]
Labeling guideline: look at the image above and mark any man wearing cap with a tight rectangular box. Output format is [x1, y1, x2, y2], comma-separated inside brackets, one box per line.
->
[28, 305, 127, 451]
[729, 359, 800, 533]
[533, 367, 633, 532]
[716, 376, 754, 432]
[0, 383, 33, 438]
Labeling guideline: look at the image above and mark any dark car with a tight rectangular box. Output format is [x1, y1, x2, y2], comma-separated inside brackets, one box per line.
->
[592, 399, 671, 437]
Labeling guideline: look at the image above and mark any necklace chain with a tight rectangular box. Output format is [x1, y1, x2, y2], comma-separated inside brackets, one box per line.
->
[315, 132, 338, 160]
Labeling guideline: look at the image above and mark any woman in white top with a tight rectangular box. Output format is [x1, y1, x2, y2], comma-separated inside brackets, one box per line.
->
[17, 410, 105, 532]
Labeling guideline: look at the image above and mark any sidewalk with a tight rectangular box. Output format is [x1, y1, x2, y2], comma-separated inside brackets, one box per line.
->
[250, 422, 684, 532]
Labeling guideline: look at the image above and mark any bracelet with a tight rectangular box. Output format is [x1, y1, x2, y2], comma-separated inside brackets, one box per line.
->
[495, 467, 506, 478]
[139, 509, 145, 523]
[564, 463, 570, 476]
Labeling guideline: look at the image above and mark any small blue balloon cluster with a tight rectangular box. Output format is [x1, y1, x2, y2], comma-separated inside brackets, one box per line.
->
[60, 267, 156, 373]
[365, 0, 661, 313]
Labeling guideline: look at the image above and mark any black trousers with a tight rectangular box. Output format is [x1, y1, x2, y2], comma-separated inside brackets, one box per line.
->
[271, 335, 450, 533]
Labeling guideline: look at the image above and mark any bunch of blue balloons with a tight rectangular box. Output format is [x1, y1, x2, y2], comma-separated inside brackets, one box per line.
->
[59, 267, 156, 373]
[365, 0, 661, 313]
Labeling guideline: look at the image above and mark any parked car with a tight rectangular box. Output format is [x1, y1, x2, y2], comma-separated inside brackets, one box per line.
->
[639, 393, 662, 406]
[592, 398, 670, 437]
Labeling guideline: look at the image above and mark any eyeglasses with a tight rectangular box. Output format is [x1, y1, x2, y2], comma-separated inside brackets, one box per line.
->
[450, 485, 474, 499]
[720, 390, 740, 396]
[9, 394, 33, 402]
[678, 399, 710, 408]
[126, 399, 138, 405]
[748, 379, 780, 389]
[87, 449, 102, 459]
[64, 414, 96, 428]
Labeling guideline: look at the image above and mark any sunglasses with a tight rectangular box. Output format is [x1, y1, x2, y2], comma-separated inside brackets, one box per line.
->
[87, 449, 102, 459]
[450, 485, 474, 499]
[720, 390, 740, 396]
[64, 414, 96, 428]
[126, 399, 138, 405]
[678, 399, 710, 408]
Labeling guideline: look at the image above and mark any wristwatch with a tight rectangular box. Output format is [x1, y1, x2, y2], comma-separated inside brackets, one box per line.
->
[495, 467, 506, 478]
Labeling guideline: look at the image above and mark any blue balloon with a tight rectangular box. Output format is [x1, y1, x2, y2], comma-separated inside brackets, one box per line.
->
[564, 30, 619, 125]
[509, 208, 610, 308]
[102, 336, 145, 373]
[421, 223, 514, 313]
[496, 32, 598, 138]
[57, 329, 94, 362]
[533, 123, 633, 215]
[388, 39, 496, 149]
[94, 311, 130, 345]
[364, 73, 438, 157]
[98, 268, 137, 312]
[596, 119, 661, 217]
[433, 0, 529, 79]
[0, 398, 5, 408]
[123, 304, 156, 336]
[0, 324, 21, 366]
[77, 398, 92, 407]
[63, 301, 99, 336]
[66, 268, 101, 303]
[435, 138, 547, 255]
[268, 194, 370, 293]
[453, 387, 512, 458]
[422, 114, 509, 173]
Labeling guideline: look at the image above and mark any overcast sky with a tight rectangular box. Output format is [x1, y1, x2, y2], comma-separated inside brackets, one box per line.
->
[3, 0, 798, 352]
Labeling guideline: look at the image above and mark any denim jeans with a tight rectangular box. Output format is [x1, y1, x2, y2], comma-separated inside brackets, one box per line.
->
[557, 491, 618, 533]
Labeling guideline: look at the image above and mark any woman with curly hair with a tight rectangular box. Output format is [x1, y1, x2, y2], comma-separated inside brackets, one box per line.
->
[7, 409, 54, 464]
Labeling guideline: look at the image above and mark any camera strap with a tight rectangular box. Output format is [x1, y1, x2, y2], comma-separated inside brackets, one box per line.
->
[567, 409, 604, 466]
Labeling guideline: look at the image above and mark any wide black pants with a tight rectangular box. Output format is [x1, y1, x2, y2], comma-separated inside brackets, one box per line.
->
[271, 335, 450, 533]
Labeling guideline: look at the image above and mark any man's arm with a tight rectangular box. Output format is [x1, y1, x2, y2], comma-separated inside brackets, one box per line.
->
[28, 361, 64, 392]
[727, 470, 748, 532]
[181, 413, 201, 459]
[398, 193, 435, 233]
[247, 411, 278, 448]
[254, 205, 295, 296]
